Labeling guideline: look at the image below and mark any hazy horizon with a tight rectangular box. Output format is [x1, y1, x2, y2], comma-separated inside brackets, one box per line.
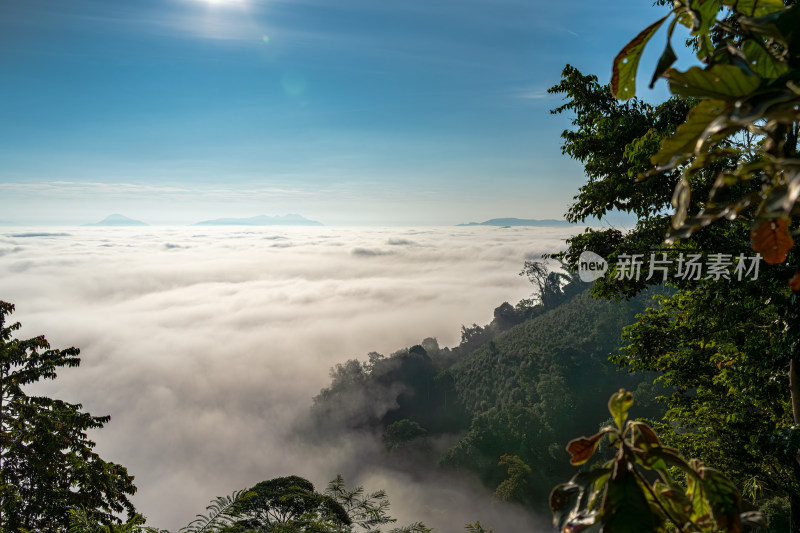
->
[0, 0, 679, 227]
[0, 213, 634, 227]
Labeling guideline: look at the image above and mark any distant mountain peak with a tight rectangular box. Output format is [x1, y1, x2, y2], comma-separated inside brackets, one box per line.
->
[457, 217, 572, 227]
[84, 214, 148, 226]
[194, 214, 323, 226]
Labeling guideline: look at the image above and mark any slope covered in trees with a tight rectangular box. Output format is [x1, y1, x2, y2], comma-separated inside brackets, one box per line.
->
[310, 269, 666, 513]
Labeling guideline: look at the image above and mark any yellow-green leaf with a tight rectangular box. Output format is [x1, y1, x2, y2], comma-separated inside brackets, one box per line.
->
[665, 64, 761, 99]
[690, 0, 722, 35]
[725, 0, 784, 17]
[687, 470, 714, 526]
[652, 99, 727, 166]
[701, 468, 743, 531]
[608, 389, 633, 429]
[741, 39, 789, 79]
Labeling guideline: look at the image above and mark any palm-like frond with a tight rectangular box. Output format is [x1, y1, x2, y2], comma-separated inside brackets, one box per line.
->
[387, 522, 432, 533]
[325, 475, 395, 531]
[180, 489, 254, 533]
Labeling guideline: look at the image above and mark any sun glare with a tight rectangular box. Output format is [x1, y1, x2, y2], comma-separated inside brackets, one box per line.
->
[196, 0, 247, 7]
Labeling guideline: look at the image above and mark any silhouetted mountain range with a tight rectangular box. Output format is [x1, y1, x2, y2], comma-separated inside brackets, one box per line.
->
[84, 214, 148, 226]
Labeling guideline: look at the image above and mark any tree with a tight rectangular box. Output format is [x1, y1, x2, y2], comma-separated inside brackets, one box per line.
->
[68, 507, 165, 533]
[550, 60, 797, 487]
[0, 301, 137, 531]
[229, 475, 350, 533]
[168, 476, 429, 533]
[550, 0, 800, 527]
[179, 489, 254, 533]
[323, 475, 430, 533]
[493, 455, 533, 506]
[518, 260, 578, 309]
[383, 419, 427, 451]
[610, 0, 800, 252]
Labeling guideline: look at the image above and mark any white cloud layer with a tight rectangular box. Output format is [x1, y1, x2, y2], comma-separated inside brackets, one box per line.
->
[0, 225, 579, 531]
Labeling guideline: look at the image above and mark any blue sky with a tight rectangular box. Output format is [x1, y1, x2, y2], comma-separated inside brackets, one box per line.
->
[0, 0, 677, 225]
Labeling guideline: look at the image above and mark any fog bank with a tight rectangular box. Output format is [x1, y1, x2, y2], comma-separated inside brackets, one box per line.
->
[0, 225, 577, 531]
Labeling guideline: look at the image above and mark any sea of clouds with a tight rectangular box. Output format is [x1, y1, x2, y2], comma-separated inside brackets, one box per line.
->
[0, 225, 581, 532]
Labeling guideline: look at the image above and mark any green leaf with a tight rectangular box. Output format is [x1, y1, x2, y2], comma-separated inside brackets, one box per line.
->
[608, 390, 633, 430]
[739, 6, 800, 55]
[690, 0, 722, 35]
[549, 468, 613, 531]
[656, 481, 693, 525]
[612, 16, 669, 100]
[573, 467, 614, 491]
[696, 33, 715, 62]
[649, 36, 678, 89]
[686, 468, 714, 527]
[665, 64, 761, 99]
[726, 0, 784, 17]
[652, 99, 727, 166]
[741, 40, 788, 79]
[602, 460, 664, 533]
[642, 446, 700, 481]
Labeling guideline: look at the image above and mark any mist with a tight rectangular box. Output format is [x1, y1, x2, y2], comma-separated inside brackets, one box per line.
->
[0, 225, 577, 531]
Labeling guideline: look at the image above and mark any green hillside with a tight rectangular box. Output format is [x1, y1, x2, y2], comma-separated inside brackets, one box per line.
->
[311, 273, 667, 511]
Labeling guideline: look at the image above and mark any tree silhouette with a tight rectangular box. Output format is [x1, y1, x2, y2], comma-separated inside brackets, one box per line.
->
[0, 301, 137, 530]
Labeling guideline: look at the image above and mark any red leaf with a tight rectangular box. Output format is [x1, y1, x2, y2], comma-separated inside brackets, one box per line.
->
[751, 218, 793, 264]
[567, 431, 607, 465]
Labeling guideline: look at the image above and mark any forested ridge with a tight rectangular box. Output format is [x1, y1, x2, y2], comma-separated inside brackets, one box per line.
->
[310, 271, 667, 513]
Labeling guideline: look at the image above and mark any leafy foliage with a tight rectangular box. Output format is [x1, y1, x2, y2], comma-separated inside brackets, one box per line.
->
[551, 390, 765, 533]
[463, 522, 492, 533]
[611, 0, 800, 257]
[615, 279, 799, 501]
[492, 455, 532, 506]
[440, 287, 664, 503]
[517, 261, 580, 309]
[230, 475, 351, 533]
[311, 341, 470, 437]
[549, 54, 799, 521]
[543, 0, 800, 527]
[324, 475, 431, 533]
[383, 420, 427, 451]
[0, 301, 137, 531]
[68, 507, 165, 533]
[169, 475, 430, 533]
